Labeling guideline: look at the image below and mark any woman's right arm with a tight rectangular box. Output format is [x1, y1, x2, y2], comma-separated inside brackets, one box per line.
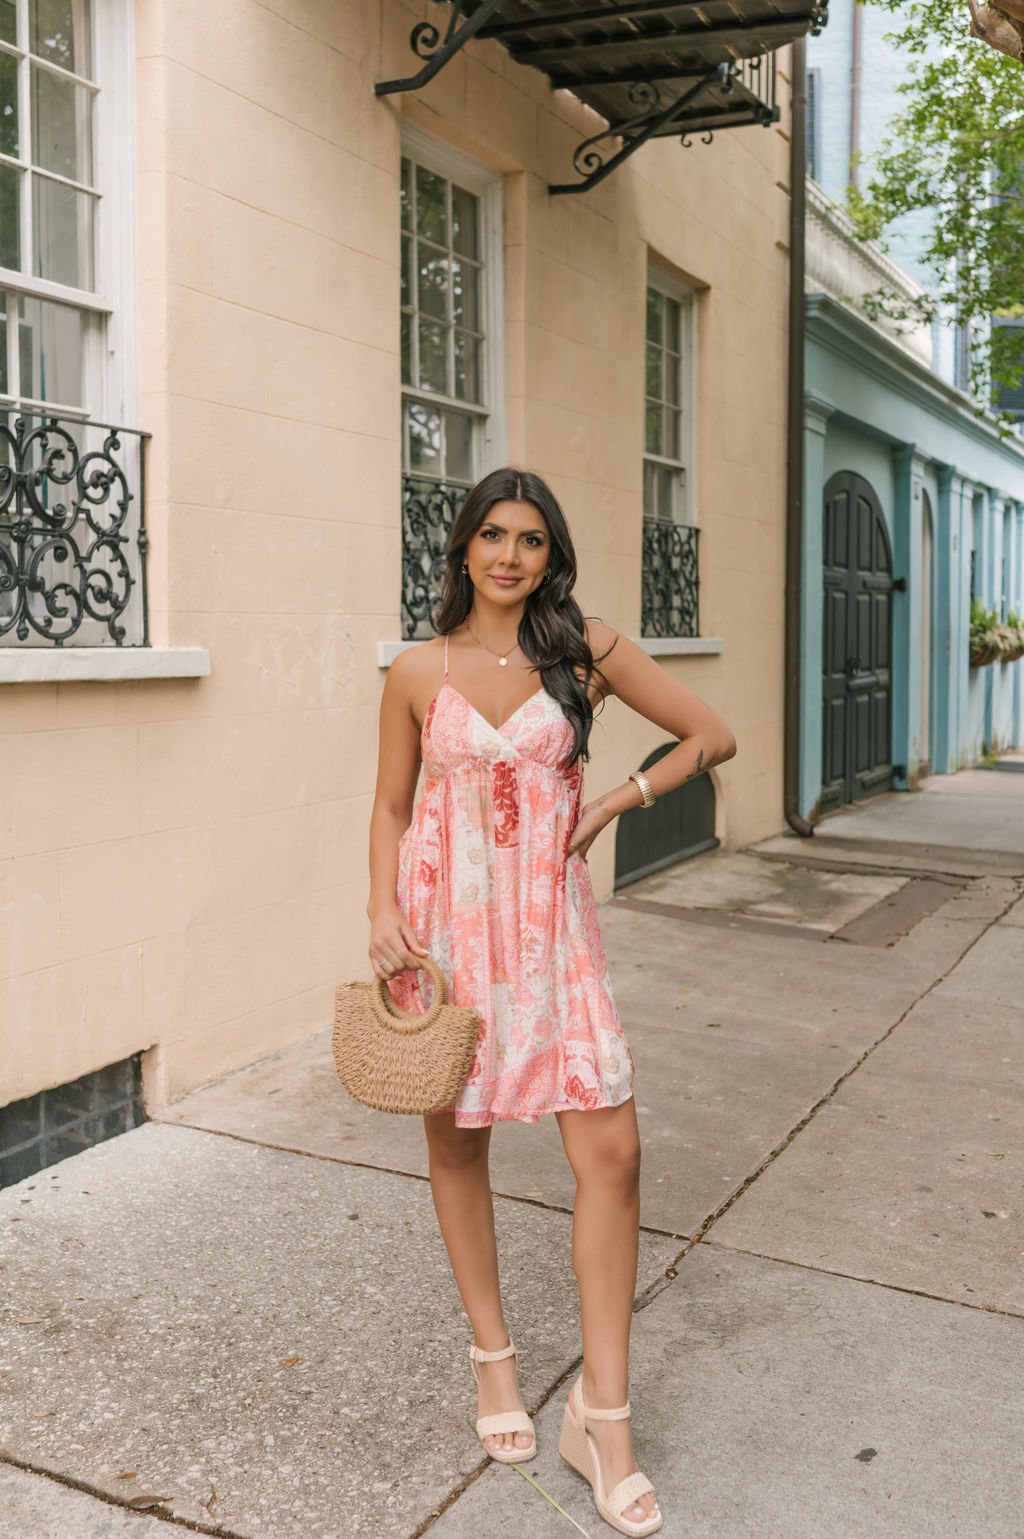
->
[366, 650, 430, 978]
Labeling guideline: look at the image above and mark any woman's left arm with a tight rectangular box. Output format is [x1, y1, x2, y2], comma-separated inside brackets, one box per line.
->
[567, 621, 737, 858]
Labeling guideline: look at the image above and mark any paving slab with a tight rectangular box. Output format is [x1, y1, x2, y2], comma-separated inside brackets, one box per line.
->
[615, 849, 906, 932]
[816, 779, 1024, 854]
[430, 1244, 1024, 1539]
[160, 885, 997, 1241]
[931, 920, 1024, 1012]
[0, 1465, 177, 1539]
[0, 1121, 678, 1539]
[709, 989, 1024, 1314]
[755, 831, 1024, 879]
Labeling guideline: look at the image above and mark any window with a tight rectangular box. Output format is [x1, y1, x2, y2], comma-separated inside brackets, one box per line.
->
[399, 126, 503, 638]
[807, 68, 822, 184]
[0, 0, 145, 646]
[642, 270, 699, 638]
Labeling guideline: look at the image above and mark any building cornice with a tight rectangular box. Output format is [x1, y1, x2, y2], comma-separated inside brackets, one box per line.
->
[806, 293, 1024, 472]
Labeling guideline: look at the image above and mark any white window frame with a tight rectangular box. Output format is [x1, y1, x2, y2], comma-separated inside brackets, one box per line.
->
[0, 0, 138, 425]
[399, 119, 506, 483]
[643, 265, 697, 527]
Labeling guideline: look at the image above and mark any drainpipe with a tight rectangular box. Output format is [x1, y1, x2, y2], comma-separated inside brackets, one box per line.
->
[849, 0, 863, 189]
[784, 36, 815, 837]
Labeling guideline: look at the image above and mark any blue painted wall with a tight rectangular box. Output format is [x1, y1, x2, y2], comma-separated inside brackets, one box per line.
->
[800, 300, 1024, 817]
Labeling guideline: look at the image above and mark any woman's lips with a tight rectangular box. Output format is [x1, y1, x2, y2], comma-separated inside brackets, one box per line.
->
[490, 575, 523, 585]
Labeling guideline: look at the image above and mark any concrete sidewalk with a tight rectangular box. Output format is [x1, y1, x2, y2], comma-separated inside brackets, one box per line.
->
[2, 769, 1022, 1538]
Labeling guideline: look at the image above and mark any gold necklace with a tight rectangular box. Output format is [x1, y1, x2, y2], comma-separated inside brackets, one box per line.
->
[465, 620, 520, 668]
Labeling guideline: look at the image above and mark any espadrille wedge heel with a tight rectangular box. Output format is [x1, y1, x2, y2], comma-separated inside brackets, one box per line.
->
[559, 1374, 661, 1536]
[469, 1338, 536, 1464]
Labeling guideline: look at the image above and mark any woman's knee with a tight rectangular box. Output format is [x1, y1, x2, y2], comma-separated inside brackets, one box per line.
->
[575, 1127, 642, 1192]
[424, 1116, 490, 1172]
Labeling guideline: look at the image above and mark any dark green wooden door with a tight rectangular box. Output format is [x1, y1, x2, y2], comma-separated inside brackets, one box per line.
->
[821, 472, 894, 813]
[614, 741, 718, 889]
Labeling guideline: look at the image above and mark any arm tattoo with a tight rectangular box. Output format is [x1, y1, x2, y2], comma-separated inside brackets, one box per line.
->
[686, 748, 704, 781]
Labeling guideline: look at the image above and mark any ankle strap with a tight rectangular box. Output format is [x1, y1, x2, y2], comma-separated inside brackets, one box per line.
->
[576, 1378, 631, 1420]
[583, 1400, 631, 1420]
[469, 1339, 516, 1363]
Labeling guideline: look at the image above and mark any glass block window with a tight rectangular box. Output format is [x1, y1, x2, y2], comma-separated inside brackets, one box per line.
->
[0, 1054, 146, 1188]
[643, 277, 694, 526]
[0, 0, 101, 413]
[400, 150, 487, 495]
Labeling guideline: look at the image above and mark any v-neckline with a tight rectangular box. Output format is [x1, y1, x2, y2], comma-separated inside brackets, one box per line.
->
[443, 680, 548, 736]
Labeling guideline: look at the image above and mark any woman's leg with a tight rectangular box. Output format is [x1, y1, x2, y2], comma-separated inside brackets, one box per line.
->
[423, 1112, 532, 1454]
[556, 1098, 659, 1524]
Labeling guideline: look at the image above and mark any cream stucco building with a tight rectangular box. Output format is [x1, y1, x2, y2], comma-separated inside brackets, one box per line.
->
[0, 0, 816, 1180]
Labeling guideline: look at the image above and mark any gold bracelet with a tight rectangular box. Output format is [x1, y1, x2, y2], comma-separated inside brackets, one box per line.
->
[628, 770, 656, 808]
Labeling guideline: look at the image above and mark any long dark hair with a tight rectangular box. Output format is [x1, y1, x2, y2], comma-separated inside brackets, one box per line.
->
[434, 467, 617, 767]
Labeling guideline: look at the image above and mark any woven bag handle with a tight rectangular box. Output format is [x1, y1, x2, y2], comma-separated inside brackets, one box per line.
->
[369, 954, 452, 1035]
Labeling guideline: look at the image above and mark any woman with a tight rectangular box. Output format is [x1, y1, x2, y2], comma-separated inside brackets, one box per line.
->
[366, 467, 736, 1536]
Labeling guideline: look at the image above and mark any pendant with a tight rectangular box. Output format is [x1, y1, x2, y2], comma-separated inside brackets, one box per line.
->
[499, 656, 508, 666]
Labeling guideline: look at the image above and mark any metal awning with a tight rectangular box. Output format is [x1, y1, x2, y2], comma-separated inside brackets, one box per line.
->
[376, 0, 828, 193]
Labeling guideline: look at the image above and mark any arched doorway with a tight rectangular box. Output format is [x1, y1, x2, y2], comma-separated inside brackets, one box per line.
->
[614, 741, 718, 889]
[821, 471, 894, 813]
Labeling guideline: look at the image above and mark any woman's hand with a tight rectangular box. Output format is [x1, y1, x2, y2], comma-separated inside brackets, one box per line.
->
[367, 906, 429, 980]
[566, 800, 613, 860]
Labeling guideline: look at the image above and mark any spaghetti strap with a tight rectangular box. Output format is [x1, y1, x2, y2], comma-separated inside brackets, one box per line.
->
[443, 632, 449, 683]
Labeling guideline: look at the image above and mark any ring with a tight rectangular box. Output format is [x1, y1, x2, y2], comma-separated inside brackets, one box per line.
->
[377, 958, 392, 971]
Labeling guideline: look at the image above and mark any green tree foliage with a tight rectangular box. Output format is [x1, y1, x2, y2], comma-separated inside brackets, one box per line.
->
[846, 0, 1024, 419]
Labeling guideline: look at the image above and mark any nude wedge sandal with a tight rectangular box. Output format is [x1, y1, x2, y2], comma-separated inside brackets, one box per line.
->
[469, 1338, 537, 1464]
[559, 1374, 662, 1536]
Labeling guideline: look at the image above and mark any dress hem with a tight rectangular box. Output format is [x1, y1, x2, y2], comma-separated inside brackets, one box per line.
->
[442, 1086, 635, 1129]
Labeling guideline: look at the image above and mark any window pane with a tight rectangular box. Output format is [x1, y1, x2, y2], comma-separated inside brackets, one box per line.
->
[646, 287, 662, 344]
[415, 166, 447, 246]
[400, 156, 411, 233]
[453, 329, 479, 402]
[444, 410, 473, 483]
[452, 184, 478, 259]
[642, 458, 655, 521]
[418, 247, 449, 322]
[400, 231, 411, 307]
[0, 162, 21, 268]
[400, 309, 411, 384]
[407, 401, 441, 477]
[418, 318, 447, 394]
[657, 465, 676, 522]
[18, 293, 84, 405]
[33, 174, 94, 287]
[31, 64, 93, 183]
[30, 0, 91, 78]
[666, 296, 681, 354]
[645, 341, 661, 402]
[0, 0, 15, 47]
[451, 258, 478, 330]
[645, 402, 661, 456]
[666, 403, 681, 459]
[0, 50, 19, 157]
[665, 346, 681, 406]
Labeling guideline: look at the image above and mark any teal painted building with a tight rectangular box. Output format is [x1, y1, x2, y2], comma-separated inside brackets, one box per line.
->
[800, 0, 1024, 819]
[800, 293, 1024, 820]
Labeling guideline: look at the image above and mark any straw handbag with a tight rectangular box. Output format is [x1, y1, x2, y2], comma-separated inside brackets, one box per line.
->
[332, 954, 482, 1115]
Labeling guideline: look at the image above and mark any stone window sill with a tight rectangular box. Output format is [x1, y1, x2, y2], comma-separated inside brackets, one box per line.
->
[377, 636, 723, 666]
[0, 647, 211, 684]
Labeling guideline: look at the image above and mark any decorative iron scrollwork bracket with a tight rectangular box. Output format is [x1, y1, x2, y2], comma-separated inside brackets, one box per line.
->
[548, 64, 731, 196]
[375, 0, 507, 97]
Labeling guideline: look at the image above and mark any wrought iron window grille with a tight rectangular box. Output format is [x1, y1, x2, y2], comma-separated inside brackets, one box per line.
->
[377, 1, 829, 194]
[642, 518, 699, 638]
[402, 474, 469, 639]
[0, 409, 150, 647]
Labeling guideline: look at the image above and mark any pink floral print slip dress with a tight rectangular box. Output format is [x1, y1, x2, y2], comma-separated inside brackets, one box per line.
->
[387, 631, 636, 1128]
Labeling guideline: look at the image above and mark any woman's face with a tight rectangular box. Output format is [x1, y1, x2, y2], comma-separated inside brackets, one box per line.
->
[464, 499, 550, 603]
